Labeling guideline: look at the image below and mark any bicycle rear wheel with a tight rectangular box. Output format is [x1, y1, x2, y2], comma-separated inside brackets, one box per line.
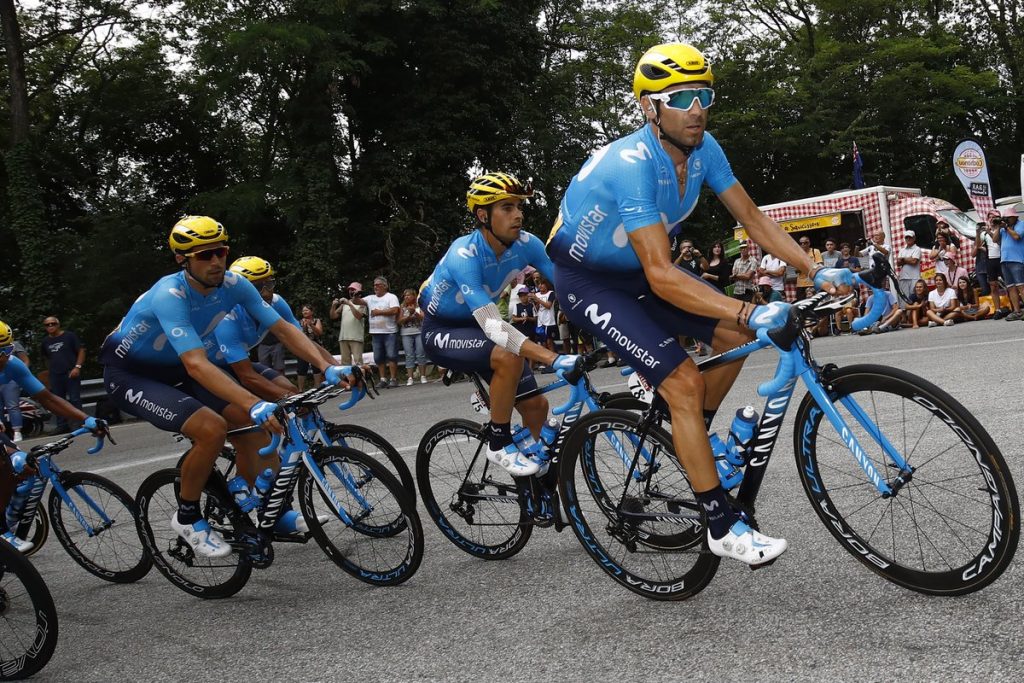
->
[325, 423, 415, 497]
[0, 542, 58, 680]
[793, 364, 1020, 595]
[559, 409, 719, 601]
[299, 446, 423, 586]
[135, 468, 252, 599]
[416, 419, 532, 560]
[49, 472, 152, 583]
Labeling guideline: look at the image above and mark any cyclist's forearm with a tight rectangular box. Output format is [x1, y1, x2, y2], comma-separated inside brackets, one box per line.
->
[183, 359, 261, 410]
[233, 365, 292, 401]
[648, 266, 745, 323]
[34, 390, 89, 424]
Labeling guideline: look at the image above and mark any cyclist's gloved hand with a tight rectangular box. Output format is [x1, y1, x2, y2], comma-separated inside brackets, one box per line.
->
[10, 450, 28, 475]
[324, 365, 353, 386]
[746, 302, 792, 331]
[813, 267, 855, 294]
[249, 401, 278, 426]
[83, 416, 107, 433]
[552, 354, 584, 384]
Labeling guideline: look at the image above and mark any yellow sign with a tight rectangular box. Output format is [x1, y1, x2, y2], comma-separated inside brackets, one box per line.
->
[734, 213, 842, 241]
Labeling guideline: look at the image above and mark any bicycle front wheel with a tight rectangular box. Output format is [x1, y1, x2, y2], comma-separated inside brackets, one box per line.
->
[325, 423, 415, 497]
[49, 472, 152, 583]
[298, 447, 423, 586]
[13, 504, 48, 558]
[0, 542, 58, 680]
[135, 468, 252, 599]
[416, 419, 532, 560]
[793, 364, 1020, 595]
[559, 409, 719, 601]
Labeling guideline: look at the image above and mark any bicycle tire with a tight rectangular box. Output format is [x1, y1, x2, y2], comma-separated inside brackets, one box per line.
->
[14, 505, 48, 558]
[416, 418, 532, 560]
[298, 446, 423, 586]
[793, 364, 1020, 596]
[601, 392, 649, 412]
[559, 409, 719, 601]
[48, 472, 152, 583]
[135, 468, 252, 599]
[325, 422, 415, 497]
[0, 542, 58, 680]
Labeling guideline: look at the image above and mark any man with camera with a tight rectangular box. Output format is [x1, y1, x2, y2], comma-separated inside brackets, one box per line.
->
[858, 230, 890, 264]
[673, 238, 708, 275]
[330, 282, 367, 365]
[991, 206, 1024, 321]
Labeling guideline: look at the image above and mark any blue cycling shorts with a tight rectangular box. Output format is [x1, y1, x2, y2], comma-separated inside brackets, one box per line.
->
[553, 262, 719, 388]
[421, 315, 540, 401]
[103, 364, 232, 433]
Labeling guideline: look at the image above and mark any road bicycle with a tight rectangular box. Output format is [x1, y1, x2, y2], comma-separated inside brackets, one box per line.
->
[558, 256, 1020, 600]
[416, 348, 644, 559]
[0, 538, 58, 680]
[5, 428, 151, 583]
[135, 379, 424, 599]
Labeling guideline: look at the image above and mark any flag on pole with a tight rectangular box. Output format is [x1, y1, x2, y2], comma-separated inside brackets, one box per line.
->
[952, 139, 995, 216]
[852, 142, 864, 189]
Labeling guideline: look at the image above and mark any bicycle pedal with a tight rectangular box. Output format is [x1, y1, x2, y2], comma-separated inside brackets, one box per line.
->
[749, 558, 777, 571]
[271, 531, 311, 544]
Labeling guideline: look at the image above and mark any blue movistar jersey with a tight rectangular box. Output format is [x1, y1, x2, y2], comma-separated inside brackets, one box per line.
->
[101, 270, 281, 368]
[0, 357, 45, 396]
[547, 126, 738, 272]
[211, 293, 301, 365]
[420, 229, 555, 321]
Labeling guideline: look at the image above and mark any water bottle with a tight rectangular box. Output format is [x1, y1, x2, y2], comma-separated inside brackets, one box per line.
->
[710, 434, 743, 491]
[254, 468, 276, 497]
[228, 475, 258, 513]
[725, 406, 759, 467]
[539, 418, 560, 448]
[5, 477, 36, 531]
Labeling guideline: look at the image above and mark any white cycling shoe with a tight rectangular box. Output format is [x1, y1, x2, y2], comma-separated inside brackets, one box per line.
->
[1, 531, 34, 554]
[486, 443, 540, 477]
[170, 513, 232, 559]
[274, 510, 330, 534]
[707, 519, 788, 566]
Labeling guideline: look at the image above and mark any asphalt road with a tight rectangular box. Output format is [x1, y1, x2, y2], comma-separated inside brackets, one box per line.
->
[17, 320, 1024, 681]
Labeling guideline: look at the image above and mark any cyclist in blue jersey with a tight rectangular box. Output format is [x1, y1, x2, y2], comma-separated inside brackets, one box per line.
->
[420, 172, 580, 477]
[100, 217, 347, 558]
[548, 44, 853, 567]
[0, 320, 108, 552]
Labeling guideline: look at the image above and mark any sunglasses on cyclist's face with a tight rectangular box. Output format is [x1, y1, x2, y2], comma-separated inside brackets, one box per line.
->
[647, 87, 715, 112]
[184, 246, 230, 261]
[0, 345, 15, 357]
[259, 278, 276, 291]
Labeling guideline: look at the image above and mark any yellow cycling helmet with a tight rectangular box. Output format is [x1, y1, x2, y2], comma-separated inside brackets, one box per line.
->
[467, 172, 534, 213]
[0, 320, 13, 346]
[229, 256, 275, 282]
[168, 215, 229, 254]
[633, 43, 714, 99]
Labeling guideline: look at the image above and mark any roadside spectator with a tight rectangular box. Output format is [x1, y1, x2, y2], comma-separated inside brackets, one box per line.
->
[896, 230, 922, 306]
[904, 279, 930, 329]
[929, 231, 955, 263]
[756, 250, 786, 302]
[863, 288, 902, 334]
[859, 230, 891, 262]
[509, 286, 536, 339]
[40, 316, 85, 434]
[992, 205, 1024, 320]
[294, 304, 324, 391]
[835, 242, 862, 272]
[398, 288, 428, 385]
[974, 222, 992, 296]
[952, 275, 991, 323]
[936, 252, 967, 287]
[256, 329, 285, 378]
[982, 211, 1005, 313]
[934, 220, 961, 249]
[822, 238, 840, 267]
[700, 241, 731, 292]
[795, 235, 823, 294]
[330, 282, 368, 366]
[1, 337, 30, 442]
[673, 238, 707, 276]
[925, 273, 959, 326]
[730, 240, 758, 301]
[532, 278, 558, 357]
[359, 276, 401, 388]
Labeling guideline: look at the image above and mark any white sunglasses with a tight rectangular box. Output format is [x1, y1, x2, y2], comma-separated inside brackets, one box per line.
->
[647, 87, 715, 112]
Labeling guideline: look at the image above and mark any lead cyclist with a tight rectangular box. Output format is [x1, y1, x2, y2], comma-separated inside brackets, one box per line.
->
[420, 172, 580, 478]
[548, 43, 852, 566]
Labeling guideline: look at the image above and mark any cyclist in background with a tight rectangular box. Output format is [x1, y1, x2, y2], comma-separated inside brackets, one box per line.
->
[420, 172, 580, 477]
[548, 44, 851, 566]
[100, 217, 346, 558]
[0, 320, 107, 552]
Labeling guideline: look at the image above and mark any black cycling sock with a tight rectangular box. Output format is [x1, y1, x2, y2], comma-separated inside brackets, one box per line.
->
[703, 409, 718, 432]
[177, 499, 202, 525]
[487, 421, 513, 451]
[696, 486, 737, 539]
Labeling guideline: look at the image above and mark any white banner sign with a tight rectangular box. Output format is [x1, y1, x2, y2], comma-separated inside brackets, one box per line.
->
[952, 139, 995, 216]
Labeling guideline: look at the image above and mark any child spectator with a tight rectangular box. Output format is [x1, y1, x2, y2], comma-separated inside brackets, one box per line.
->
[904, 279, 930, 328]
